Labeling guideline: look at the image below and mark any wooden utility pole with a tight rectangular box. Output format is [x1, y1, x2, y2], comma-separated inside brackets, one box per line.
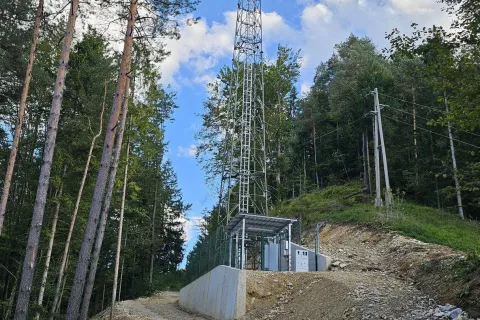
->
[0, 0, 44, 235]
[374, 88, 392, 206]
[373, 101, 383, 207]
[444, 93, 464, 219]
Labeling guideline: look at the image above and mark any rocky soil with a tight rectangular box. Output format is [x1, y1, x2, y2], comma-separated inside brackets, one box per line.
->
[244, 271, 474, 320]
[309, 224, 479, 317]
[242, 223, 479, 320]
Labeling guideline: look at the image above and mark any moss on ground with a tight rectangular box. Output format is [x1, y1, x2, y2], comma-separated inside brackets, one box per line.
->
[272, 181, 480, 255]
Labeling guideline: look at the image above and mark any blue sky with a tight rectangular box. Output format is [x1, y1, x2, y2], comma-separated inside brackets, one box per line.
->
[159, 0, 453, 266]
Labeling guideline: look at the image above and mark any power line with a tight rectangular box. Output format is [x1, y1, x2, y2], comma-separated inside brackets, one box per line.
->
[379, 93, 480, 139]
[299, 116, 366, 148]
[378, 92, 445, 114]
[383, 105, 480, 139]
[318, 117, 365, 140]
[383, 115, 480, 150]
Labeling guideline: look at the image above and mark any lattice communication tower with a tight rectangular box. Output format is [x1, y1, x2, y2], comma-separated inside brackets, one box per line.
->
[219, 0, 268, 223]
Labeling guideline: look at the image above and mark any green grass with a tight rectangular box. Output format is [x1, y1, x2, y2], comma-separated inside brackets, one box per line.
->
[273, 182, 480, 255]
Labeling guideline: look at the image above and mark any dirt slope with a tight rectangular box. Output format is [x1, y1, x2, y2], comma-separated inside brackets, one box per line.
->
[245, 271, 442, 320]
[309, 224, 480, 317]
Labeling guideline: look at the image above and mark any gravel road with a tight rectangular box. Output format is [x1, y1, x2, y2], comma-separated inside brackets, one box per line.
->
[93, 292, 206, 320]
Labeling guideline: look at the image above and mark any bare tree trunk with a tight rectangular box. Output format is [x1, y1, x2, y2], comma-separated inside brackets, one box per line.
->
[67, 2, 138, 318]
[412, 87, 419, 190]
[302, 149, 306, 195]
[149, 183, 158, 288]
[118, 259, 125, 302]
[429, 133, 441, 209]
[101, 284, 105, 311]
[276, 139, 281, 199]
[118, 228, 128, 302]
[0, 0, 44, 235]
[14, 2, 79, 319]
[4, 260, 21, 319]
[36, 165, 67, 320]
[5, 261, 21, 320]
[110, 137, 131, 320]
[79, 79, 130, 320]
[50, 82, 107, 318]
[444, 93, 464, 219]
[313, 123, 319, 189]
[54, 251, 69, 315]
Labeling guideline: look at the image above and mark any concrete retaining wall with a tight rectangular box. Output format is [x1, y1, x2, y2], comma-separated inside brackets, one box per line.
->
[179, 266, 246, 320]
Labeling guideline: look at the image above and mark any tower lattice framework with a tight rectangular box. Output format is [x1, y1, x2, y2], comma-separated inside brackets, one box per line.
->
[221, 0, 268, 223]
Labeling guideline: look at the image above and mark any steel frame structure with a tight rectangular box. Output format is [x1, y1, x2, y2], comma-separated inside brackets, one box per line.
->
[219, 0, 268, 225]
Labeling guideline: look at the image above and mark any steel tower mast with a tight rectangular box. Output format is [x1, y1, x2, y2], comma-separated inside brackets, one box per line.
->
[220, 0, 268, 223]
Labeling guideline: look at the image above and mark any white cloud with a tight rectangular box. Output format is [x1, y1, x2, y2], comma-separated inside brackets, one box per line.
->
[160, 1, 453, 91]
[177, 144, 198, 158]
[390, 0, 437, 15]
[159, 12, 236, 86]
[182, 216, 205, 241]
[302, 4, 333, 26]
[301, 82, 312, 96]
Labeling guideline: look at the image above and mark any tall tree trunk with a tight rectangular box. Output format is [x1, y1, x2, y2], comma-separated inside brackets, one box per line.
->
[118, 228, 128, 302]
[14, 2, 79, 319]
[79, 79, 130, 320]
[312, 122, 319, 188]
[110, 137, 130, 320]
[54, 251, 69, 314]
[101, 285, 105, 311]
[444, 92, 464, 219]
[36, 165, 67, 320]
[302, 149, 306, 195]
[276, 139, 281, 200]
[429, 133, 441, 209]
[412, 87, 419, 191]
[50, 82, 107, 318]
[67, 2, 138, 318]
[149, 183, 158, 289]
[0, 0, 44, 235]
[5, 261, 22, 320]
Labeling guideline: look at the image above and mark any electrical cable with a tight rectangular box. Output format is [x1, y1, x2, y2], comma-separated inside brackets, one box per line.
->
[298, 116, 366, 148]
[377, 92, 446, 114]
[384, 105, 480, 139]
[378, 92, 480, 139]
[382, 114, 480, 150]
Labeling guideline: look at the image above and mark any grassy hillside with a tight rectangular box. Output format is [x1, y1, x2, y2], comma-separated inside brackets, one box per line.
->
[272, 181, 480, 255]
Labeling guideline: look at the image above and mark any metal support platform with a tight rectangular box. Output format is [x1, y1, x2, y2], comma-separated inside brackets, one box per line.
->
[226, 214, 297, 271]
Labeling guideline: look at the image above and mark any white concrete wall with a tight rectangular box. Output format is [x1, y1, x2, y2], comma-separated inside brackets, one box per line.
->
[316, 253, 332, 271]
[179, 266, 246, 320]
